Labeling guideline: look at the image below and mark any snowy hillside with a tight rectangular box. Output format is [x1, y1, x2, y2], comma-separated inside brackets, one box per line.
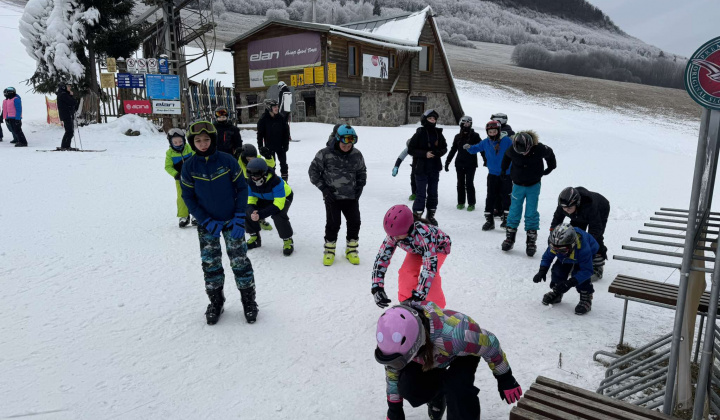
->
[0, 1, 709, 419]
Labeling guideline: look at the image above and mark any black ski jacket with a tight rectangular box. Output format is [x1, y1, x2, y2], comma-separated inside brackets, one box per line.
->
[257, 111, 290, 153]
[446, 129, 481, 169]
[408, 125, 447, 173]
[550, 187, 610, 241]
[214, 121, 242, 156]
[501, 142, 556, 186]
[57, 90, 78, 121]
[501, 123, 515, 137]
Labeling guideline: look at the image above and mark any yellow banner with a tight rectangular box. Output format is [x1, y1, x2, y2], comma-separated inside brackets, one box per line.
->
[45, 96, 61, 125]
[107, 58, 117, 73]
[290, 74, 297, 87]
[314, 66, 325, 85]
[298, 74, 304, 86]
[303, 67, 313, 85]
[328, 63, 337, 84]
[100, 73, 115, 89]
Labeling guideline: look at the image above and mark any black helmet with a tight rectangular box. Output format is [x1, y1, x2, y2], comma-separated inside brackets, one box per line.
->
[512, 132, 533, 155]
[3, 87, 16, 98]
[57, 82, 68, 93]
[549, 223, 578, 255]
[491, 113, 508, 125]
[264, 98, 279, 111]
[558, 187, 581, 209]
[459, 115, 472, 128]
[421, 109, 439, 127]
[247, 158, 269, 185]
[241, 143, 258, 160]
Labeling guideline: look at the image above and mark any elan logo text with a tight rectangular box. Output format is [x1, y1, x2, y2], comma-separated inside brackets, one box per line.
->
[250, 51, 280, 62]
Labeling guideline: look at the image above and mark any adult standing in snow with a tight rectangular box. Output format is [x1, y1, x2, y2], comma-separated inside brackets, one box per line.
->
[375, 302, 522, 420]
[308, 124, 367, 266]
[500, 131, 556, 256]
[57, 82, 78, 151]
[372, 205, 451, 310]
[2, 87, 28, 147]
[533, 223, 598, 315]
[550, 187, 610, 281]
[445, 115, 481, 212]
[180, 120, 257, 325]
[257, 99, 290, 181]
[407, 109, 447, 225]
[464, 120, 513, 230]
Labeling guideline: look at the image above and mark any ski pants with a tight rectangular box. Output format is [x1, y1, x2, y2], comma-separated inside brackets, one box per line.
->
[197, 223, 255, 291]
[397, 358, 481, 420]
[485, 174, 512, 214]
[324, 198, 361, 242]
[5, 120, 14, 141]
[272, 149, 288, 178]
[6, 119, 27, 145]
[413, 170, 440, 213]
[246, 193, 294, 239]
[0, 120, 3, 139]
[175, 180, 189, 218]
[398, 253, 447, 308]
[507, 182, 541, 231]
[455, 166, 477, 206]
[550, 260, 594, 294]
[60, 117, 74, 149]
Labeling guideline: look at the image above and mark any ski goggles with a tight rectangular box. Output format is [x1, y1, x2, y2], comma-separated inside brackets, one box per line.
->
[215, 109, 228, 117]
[337, 134, 358, 144]
[374, 348, 412, 370]
[188, 121, 216, 136]
[168, 128, 186, 138]
[550, 244, 572, 255]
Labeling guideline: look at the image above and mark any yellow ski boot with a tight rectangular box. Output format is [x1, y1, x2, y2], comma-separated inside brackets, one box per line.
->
[345, 239, 360, 265]
[323, 241, 336, 266]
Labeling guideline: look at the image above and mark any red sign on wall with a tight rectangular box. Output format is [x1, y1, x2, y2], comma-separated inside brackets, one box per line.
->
[124, 100, 152, 114]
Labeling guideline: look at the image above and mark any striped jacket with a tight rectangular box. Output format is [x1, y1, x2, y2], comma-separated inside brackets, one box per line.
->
[384, 301, 511, 402]
[372, 222, 451, 298]
[247, 173, 292, 219]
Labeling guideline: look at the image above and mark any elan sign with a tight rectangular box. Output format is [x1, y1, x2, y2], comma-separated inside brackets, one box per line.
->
[247, 33, 321, 88]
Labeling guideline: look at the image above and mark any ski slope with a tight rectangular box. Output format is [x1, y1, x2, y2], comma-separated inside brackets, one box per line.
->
[0, 1, 708, 419]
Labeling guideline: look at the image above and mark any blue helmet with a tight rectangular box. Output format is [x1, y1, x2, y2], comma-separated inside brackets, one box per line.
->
[335, 125, 358, 144]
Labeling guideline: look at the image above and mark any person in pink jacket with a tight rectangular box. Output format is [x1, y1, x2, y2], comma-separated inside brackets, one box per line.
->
[2, 87, 28, 147]
[372, 204, 451, 309]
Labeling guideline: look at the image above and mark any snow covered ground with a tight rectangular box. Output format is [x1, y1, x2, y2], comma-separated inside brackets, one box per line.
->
[0, 1, 709, 419]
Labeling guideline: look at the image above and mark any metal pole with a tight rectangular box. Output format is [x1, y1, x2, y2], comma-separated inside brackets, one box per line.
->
[620, 300, 628, 346]
[664, 108, 712, 414]
[694, 315, 704, 364]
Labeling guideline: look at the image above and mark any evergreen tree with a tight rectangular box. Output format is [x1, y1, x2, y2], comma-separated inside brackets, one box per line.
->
[373, 0, 381, 16]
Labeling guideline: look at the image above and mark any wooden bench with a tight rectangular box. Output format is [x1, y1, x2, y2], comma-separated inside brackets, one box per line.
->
[609, 274, 717, 347]
[509, 376, 677, 420]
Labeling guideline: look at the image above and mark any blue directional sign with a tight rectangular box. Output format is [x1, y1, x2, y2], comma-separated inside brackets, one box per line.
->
[117, 73, 145, 89]
[146, 74, 180, 100]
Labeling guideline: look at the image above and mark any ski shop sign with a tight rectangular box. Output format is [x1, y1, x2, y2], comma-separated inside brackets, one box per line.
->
[146, 74, 181, 101]
[152, 100, 181, 115]
[686, 36, 720, 110]
[124, 100, 152, 114]
[363, 55, 389, 79]
[248, 33, 321, 87]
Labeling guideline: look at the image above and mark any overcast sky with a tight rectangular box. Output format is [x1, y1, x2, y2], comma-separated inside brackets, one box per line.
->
[587, 0, 719, 57]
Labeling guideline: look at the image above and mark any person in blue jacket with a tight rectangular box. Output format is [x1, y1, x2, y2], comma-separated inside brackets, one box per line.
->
[464, 120, 513, 230]
[180, 120, 257, 325]
[532, 223, 598, 315]
[2, 87, 28, 147]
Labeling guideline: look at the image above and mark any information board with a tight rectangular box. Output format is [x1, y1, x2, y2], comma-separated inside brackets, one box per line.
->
[146, 74, 180, 100]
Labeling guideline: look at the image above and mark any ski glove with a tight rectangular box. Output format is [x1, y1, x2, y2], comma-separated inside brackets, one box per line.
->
[230, 212, 246, 239]
[386, 401, 405, 420]
[444, 162, 450, 172]
[321, 187, 335, 204]
[495, 369, 523, 404]
[462, 143, 471, 150]
[372, 286, 391, 308]
[533, 266, 549, 283]
[202, 218, 224, 238]
[355, 187, 363, 200]
[410, 290, 426, 302]
[392, 166, 399, 177]
[554, 277, 579, 295]
[174, 173, 180, 180]
[259, 146, 273, 159]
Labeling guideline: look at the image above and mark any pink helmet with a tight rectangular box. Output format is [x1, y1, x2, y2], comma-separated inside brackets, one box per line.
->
[375, 305, 426, 370]
[383, 205, 415, 237]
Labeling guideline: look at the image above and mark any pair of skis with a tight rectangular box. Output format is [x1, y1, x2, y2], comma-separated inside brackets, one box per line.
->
[36, 147, 106, 152]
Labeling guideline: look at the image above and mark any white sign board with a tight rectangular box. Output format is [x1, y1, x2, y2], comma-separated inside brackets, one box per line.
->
[362, 54, 389, 79]
[126, 57, 138, 72]
[147, 58, 158, 73]
[152, 100, 181, 115]
[137, 58, 148, 74]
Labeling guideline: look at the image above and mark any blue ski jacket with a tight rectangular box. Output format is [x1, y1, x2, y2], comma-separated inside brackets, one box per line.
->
[540, 227, 599, 284]
[468, 136, 512, 176]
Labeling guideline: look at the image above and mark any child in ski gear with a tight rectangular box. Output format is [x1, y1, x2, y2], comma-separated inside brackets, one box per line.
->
[257, 99, 290, 181]
[372, 205, 451, 309]
[213, 106, 242, 157]
[392, 138, 417, 201]
[465, 120, 513, 230]
[375, 302, 522, 420]
[551, 187, 610, 281]
[239, 144, 276, 232]
[245, 158, 295, 256]
[534, 223, 598, 315]
[408, 109, 447, 225]
[308, 124, 367, 266]
[57, 83, 78, 151]
[491, 112, 515, 138]
[165, 128, 196, 227]
[500, 131, 556, 256]
[2, 87, 28, 147]
[180, 120, 257, 325]
[445, 115, 481, 211]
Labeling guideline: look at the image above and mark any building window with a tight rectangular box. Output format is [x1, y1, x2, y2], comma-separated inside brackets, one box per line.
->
[390, 53, 397, 69]
[348, 44, 360, 76]
[247, 95, 258, 119]
[419, 44, 433, 72]
[302, 91, 317, 117]
[409, 96, 426, 117]
[339, 93, 361, 118]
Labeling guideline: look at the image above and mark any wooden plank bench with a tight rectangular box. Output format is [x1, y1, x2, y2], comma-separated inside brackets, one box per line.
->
[509, 376, 677, 420]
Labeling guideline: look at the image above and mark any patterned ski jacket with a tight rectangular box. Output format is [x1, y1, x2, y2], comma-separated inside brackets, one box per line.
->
[540, 227, 599, 283]
[180, 152, 248, 223]
[247, 173, 293, 219]
[308, 143, 367, 200]
[384, 301, 511, 403]
[165, 143, 195, 178]
[372, 222, 451, 297]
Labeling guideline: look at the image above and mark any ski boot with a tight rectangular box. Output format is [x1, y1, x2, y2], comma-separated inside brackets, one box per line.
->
[501, 228, 517, 251]
[323, 241, 336, 266]
[542, 289, 563, 305]
[247, 233, 261, 249]
[259, 219, 273, 231]
[456, 204, 465, 210]
[10, 139, 18, 144]
[427, 209, 438, 226]
[283, 237, 294, 256]
[467, 205, 475, 212]
[408, 193, 416, 201]
[482, 212, 495, 231]
[205, 287, 226, 325]
[575, 291, 593, 315]
[179, 216, 190, 228]
[345, 239, 360, 265]
[526, 230, 538, 257]
[427, 392, 446, 420]
[591, 253, 605, 282]
[281, 171, 289, 182]
[191, 217, 198, 226]
[239, 286, 259, 323]
[500, 211, 508, 228]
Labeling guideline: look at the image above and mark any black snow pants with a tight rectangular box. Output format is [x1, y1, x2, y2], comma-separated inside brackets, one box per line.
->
[324, 199, 361, 242]
[61, 117, 74, 149]
[486, 174, 512, 214]
[455, 166, 477, 206]
[246, 192, 294, 239]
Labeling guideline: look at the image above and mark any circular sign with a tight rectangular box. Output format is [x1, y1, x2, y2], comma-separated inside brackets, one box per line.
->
[685, 36, 720, 110]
